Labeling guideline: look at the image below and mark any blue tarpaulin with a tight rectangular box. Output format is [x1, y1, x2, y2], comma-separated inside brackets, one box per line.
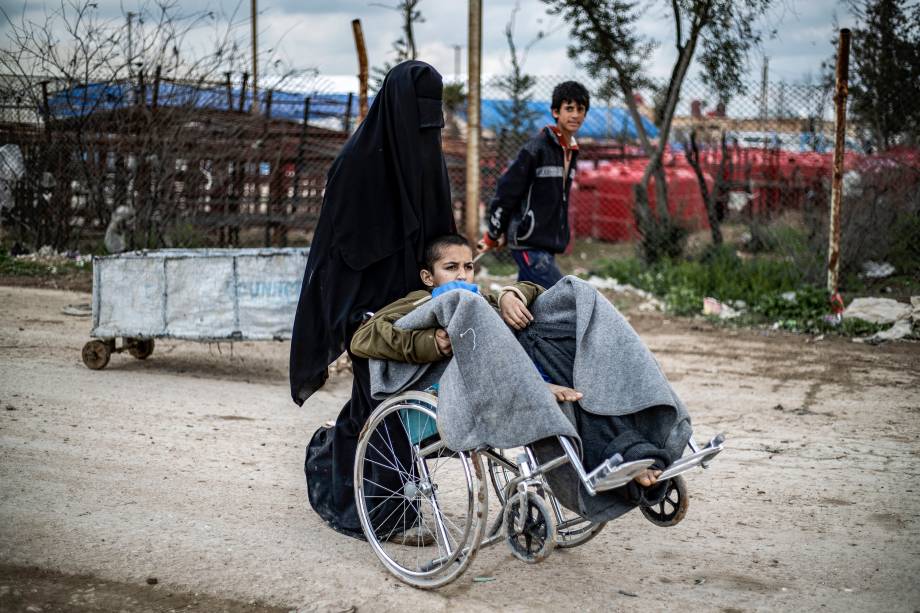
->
[477, 99, 659, 140]
[46, 81, 658, 140]
[46, 81, 353, 121]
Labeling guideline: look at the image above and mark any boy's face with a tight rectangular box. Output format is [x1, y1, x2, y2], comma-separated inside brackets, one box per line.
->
[553, 99, 587, 138]
[420, 244, 475, 288]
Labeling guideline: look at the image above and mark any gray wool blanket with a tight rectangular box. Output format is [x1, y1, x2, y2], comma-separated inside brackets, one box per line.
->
[370, 276, 690, 453]
[370, 287, 578, 451]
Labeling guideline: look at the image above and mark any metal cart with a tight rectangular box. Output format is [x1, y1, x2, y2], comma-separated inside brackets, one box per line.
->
[81, 248, 308, 369]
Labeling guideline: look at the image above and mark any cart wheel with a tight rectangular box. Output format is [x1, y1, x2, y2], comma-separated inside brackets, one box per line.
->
[640, 475, 689, 527]
[82, 340, 111, 370]
[504, 490, 556, 563]
[127, 338, 155, 360]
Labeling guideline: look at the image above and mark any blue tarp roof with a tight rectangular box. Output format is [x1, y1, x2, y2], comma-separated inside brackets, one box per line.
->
[477, 99, 659, 140]
[47, 81, 353, 121]
[47, 81, 659, 140]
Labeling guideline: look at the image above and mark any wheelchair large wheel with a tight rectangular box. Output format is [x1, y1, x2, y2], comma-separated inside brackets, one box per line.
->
[640, 475, 689, 527]
[487, 453, 605, 549]
[354, 393, 487, 589]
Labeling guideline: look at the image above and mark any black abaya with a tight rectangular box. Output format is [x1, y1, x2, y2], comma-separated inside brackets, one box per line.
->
[289, 61, 455, 536]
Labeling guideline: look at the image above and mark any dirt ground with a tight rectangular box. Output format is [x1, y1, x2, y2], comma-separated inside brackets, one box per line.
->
[1, 285, 918, 613]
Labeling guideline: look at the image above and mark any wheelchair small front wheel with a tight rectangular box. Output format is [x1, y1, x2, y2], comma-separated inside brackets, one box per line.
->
[488, 454, 605, 549]
[640, 475, 689, 527]
[504, 490, 556, 563]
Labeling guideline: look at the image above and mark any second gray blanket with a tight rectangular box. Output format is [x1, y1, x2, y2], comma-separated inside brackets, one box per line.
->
[370, 276, 689, 454]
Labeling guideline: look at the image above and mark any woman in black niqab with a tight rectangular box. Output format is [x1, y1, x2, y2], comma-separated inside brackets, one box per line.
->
[290, 60, 455, 536]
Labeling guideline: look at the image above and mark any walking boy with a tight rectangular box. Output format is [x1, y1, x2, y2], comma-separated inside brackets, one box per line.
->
[480, 81, 590, 287]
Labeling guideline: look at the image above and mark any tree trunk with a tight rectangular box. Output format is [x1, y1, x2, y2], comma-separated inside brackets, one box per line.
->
[685, 129, 723, 246]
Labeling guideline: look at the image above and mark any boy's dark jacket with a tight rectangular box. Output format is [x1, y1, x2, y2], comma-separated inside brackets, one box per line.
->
[486, 126, 578, 254]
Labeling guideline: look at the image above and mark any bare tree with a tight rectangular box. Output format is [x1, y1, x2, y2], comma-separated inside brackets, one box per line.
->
[0, 0, 305, 251]
[371, 0, 425, 92]
[493, 2, 545, 155]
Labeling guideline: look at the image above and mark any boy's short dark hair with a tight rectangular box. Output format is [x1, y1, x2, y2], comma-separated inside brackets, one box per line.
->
[421, 234, 472, 271]
[551, 81, 590, 113]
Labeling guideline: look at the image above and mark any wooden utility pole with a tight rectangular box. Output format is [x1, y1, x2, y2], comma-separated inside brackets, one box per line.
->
[250, 0, 259, 115]
[352, 19, 369, 123]
[465, 0, 482, 245]
[827, 29, 850, 297]
[127, 12, 136, 91]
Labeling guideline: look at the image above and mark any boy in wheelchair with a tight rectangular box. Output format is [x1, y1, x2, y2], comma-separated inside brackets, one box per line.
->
[351, 233, 674, 501]
[349, 234, 724, 586]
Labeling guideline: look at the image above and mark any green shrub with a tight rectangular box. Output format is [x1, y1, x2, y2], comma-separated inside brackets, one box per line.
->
[591, 248, 875, 333]
[596, 245, 806, 310]
[0, 252, 86, 277]
[0, 253, 47, 276]
[753, 285, 829, 321]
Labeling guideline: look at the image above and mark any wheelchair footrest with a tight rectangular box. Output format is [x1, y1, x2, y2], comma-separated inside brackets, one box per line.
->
[588, 458, 655, 493]
[657, 434, 725, 481]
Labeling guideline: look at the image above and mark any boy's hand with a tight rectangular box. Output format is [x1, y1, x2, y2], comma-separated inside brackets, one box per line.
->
[499, 292, 533, 330]
[435, 328, 452, 357]
[477, 232, 505, 254]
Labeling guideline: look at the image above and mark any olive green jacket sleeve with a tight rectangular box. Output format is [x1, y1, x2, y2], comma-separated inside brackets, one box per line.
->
[349, 282, 544, 363]
[349, 290, 444, 363]
[484, 281, 545, 309]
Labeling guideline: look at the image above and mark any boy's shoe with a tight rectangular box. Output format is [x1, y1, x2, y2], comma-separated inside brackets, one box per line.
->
[386, 524, 436, 546]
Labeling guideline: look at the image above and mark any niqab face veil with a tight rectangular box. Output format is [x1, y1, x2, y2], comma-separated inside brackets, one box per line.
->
[289, 60, 455, 405]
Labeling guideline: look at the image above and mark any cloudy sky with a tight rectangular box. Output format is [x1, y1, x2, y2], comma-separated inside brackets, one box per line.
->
[7, 0, 853, 90]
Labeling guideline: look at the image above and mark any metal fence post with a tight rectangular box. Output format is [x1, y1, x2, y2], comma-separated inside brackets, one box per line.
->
[239, 72, 249, 113]
[225, 72, 233, 110]
[827, 28, 850, 297]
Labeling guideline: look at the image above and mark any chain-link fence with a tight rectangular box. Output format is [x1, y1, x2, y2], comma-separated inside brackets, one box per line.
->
[1, 70, 918, 285]
[473, 74, 919, 285]
[0, 72, 354, 252]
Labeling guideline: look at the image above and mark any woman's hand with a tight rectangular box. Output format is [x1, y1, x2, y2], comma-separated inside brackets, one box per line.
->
[435, 328, 452, 357]
[499, 291, 533, 330]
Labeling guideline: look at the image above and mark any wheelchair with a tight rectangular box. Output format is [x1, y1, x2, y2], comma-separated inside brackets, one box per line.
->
[353, 390, 725, 589]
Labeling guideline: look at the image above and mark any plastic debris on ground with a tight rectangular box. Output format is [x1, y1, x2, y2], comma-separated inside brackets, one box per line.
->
[11, 246, 93, 268]
[845, 296, 918, 343]
[860, 261, 896, 279]
[585, 275, 664, 311]
[62, 304, 93, 317]
[702, 297, 742, 320]
[867, 319, 913, 343]
[843, 297, 912, 325]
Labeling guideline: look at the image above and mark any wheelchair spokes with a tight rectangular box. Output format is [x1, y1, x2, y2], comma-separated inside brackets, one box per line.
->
[485, 449, 607, 548]
[354, 395, 487, 589]
[640, 475, 689, 527]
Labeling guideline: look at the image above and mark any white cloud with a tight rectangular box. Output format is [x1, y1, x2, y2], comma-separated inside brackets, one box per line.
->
[3, 0, 849, 90]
